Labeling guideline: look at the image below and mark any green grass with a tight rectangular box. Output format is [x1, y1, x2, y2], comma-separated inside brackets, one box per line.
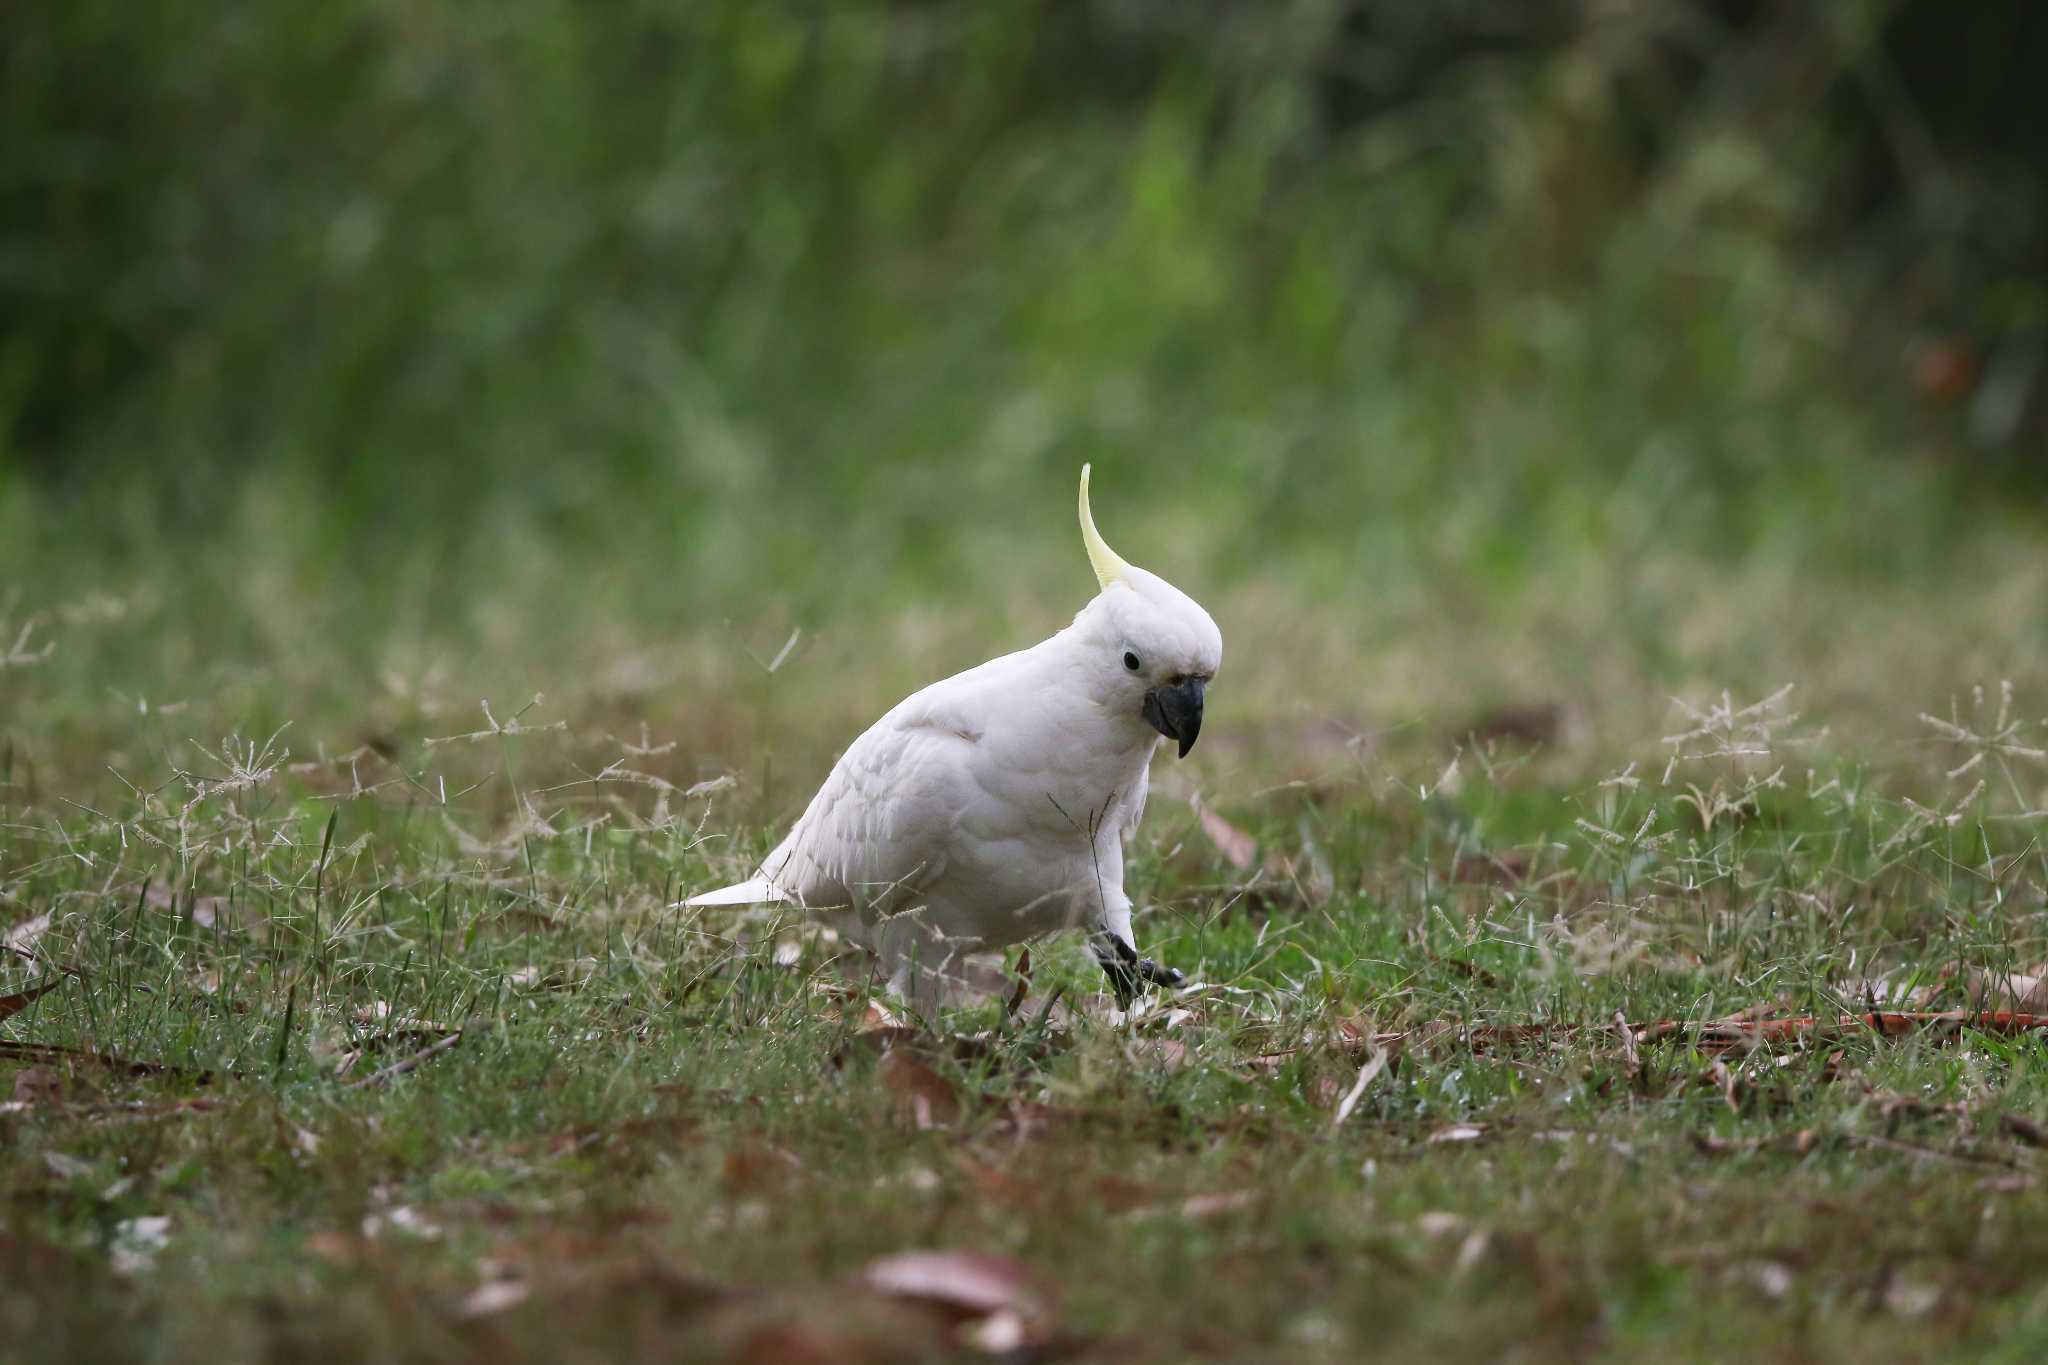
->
[8, 4, 2048, 1356]
[5, 664, 2048, 1362]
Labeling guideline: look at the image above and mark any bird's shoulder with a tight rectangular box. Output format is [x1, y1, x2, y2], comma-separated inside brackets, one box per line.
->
[869, 644, 1043, 750]
[815, 664, 1003, 797]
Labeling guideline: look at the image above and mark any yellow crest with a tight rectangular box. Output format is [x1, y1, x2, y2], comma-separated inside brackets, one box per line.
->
[1078, 464, 1132, 591]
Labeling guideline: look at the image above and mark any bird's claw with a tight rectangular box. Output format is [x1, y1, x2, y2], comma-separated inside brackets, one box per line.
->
[1095, 934, 1185, 1008]
[1136, 958, 1184, 990]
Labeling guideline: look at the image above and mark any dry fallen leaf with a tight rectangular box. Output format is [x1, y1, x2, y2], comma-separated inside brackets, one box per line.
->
[1709, 1058, 1741, 1115]
[11, 1066, 65, 1106]
[1006, 994, 1076, 1032]
[1839, 971, 1938, 1010]
[1693, 1133, 1765, 1157]
[1086, 1174, 1158, 1214]
[361, 1206, 440, 1240]
[721, 1145, 805, 1193]
[936, 958, 1016, 1005]
[2002, 1113, 2048, 1148]
[861, 999, 907, 1031]
[734, 1323, 847, 1365]
[1290, 821, 1337, 906]
[4, 913, 52, 958]
[1913, 339, 1979, 403]
[303, 1230, 363, 1265]
[1135, 1037, 1189, 1069]
[1005, 947, 1032, 1018]
[1450, 1226, 1493, 1279]
[110, 1215, 171, 1276]
[44, 1151, 95, 1181]
[961, 1310, 1030, 1354]
[0, 978, 63, 1023]
[953, 1156, 1034, 1207]
[461, 1278, 532, 1319]
[1189, 794, 1257, 871]
[272, 1110, 321, 1158]
[1302, 1073, 1345, 1107]
[137, 885, 227, 929]
[1886, 1277, 1942, 1319]
[1748, 1260, 1796, 1300]
[1450, 852, 1533, 887]
[1331, 1045, 1389, 1127]
[859, 1249, 1051, 1328]
[1469, 700, 1568, 747]
[880, 1049, 960, 1130]
[1125, 1189, 1260, 1222]
[1970, 965, 2048, 1013]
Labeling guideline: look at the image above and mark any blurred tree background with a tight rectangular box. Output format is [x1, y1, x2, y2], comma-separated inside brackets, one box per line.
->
[3, 0, 2045, 758]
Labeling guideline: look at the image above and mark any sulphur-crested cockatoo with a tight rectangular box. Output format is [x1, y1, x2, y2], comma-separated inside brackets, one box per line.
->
[686, 466, 1222, 1009]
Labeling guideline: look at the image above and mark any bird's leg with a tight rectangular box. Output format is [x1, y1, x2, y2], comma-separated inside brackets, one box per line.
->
[1089, 930, 1183, 1008]
[874, 912, 951, 1023]
[1089, 930, 1141, 1008]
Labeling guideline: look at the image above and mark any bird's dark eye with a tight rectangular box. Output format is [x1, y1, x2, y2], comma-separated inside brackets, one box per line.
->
[1123, 651, 1141, 672]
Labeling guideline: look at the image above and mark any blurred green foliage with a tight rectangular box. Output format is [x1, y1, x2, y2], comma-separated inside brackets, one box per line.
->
[1, 1, 2043, 720]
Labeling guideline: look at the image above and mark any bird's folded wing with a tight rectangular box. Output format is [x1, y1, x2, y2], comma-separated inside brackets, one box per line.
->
[757, 702, 979, 915]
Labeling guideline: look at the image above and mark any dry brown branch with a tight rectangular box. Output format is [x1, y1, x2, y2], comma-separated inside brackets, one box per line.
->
[341, 1031, 463, 1090]
[1633, 1011, 2048, 1052]
[1330, 1010, 2048, 1065]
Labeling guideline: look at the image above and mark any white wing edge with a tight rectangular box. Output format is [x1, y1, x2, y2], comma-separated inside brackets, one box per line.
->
[681, 877, 789, 908]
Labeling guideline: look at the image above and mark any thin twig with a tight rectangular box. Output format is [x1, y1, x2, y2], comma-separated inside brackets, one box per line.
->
[1634, 1011, 2048, 1050]
[1840, 1132, 2016, 1170]
[341, 1031, 462, 1090]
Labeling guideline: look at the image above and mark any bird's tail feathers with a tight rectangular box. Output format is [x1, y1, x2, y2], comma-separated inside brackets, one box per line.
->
[683, 877, 788, 908]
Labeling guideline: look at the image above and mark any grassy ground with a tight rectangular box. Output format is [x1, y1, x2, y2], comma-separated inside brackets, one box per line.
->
[10, 8, 2048, 1354]
[6, 597, 2048, 1360]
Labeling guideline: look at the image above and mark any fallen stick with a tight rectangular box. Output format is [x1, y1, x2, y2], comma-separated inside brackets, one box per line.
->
[1839, 1131, 2019, 1169]
[0, 1038, 205, 1080]
[342, 1031, 462, 1090]
[0, 978, 65, 1022]
[1331, 1010, 2048, 1063]
[1632, 1011, 2048, 1051]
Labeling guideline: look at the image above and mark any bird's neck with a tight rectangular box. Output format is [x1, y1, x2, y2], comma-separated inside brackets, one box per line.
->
[1032, 631, 1156, 758]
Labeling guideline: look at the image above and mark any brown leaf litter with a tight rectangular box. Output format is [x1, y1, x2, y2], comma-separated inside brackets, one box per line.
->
[879, 1048, 961, 1130]
[1189, 793, 1259, 871]
[451, 1240, 1074, 1360]
[1307, 1009, 2048, 1068]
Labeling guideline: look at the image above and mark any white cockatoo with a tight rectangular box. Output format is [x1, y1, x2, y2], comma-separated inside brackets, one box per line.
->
[686, 465, 1222, 1009]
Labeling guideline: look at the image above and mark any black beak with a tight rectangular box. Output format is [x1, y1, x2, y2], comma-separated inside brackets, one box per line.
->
[1141, 677, 1206, 758]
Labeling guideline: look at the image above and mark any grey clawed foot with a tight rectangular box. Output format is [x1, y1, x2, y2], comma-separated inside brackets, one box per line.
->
[1092, 932, 1183, 1008]
[1136, 958, 1184, 990]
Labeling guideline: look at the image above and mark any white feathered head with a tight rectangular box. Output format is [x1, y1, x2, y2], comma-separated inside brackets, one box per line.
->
[1070, 464, 1222, 757]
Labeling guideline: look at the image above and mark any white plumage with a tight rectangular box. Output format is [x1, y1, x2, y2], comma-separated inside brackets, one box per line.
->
[687, 466, 1222, 1008]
